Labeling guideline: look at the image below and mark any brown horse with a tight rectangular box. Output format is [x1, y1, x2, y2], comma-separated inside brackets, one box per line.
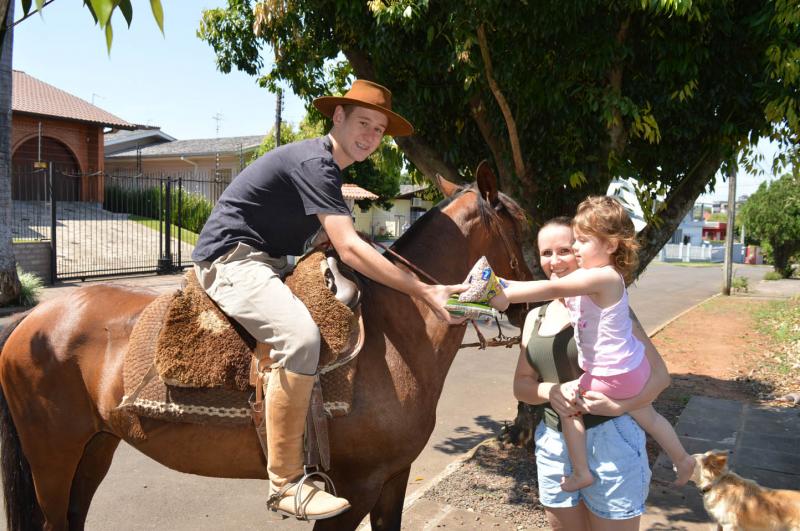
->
[0, 165, 532, 531]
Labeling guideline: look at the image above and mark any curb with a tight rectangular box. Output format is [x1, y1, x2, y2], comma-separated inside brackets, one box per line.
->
[357, 438, 496, 530]
[402, 437, 494, 512]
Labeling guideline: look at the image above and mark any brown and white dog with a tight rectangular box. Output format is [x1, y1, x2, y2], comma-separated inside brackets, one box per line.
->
[689, 449, 800, 531]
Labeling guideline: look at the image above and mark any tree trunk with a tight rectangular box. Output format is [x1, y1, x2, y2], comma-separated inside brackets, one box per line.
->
[394, 136, 460, 183]
[772, 241, 791, 278]
[0, 0, 21, 306]
[635, 148, 724, 277]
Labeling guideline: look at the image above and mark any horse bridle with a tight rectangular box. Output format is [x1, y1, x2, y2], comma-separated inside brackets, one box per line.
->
[362, 189, 524, 349]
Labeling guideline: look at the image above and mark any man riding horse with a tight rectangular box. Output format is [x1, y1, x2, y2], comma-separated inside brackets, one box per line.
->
[191, 80, 465, 520]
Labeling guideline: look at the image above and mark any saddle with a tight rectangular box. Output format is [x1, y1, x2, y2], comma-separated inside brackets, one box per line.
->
[119, 250, 365, 468]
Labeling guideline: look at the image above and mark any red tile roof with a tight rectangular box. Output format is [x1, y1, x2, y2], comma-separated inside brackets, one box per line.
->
[12, 70, 134, 129]
[341, 183, 378, 200]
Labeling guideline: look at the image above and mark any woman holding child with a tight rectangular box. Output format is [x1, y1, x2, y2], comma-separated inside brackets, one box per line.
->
[502, 205, 678, 530]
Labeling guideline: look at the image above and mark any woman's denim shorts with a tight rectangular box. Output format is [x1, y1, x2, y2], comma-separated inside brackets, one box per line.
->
[534, 414, 651, 520]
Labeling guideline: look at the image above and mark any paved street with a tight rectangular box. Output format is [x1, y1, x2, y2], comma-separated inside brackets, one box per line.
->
[0, 262, 775, 529]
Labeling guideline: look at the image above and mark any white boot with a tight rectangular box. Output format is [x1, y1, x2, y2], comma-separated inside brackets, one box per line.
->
[265, 369, 350, 520]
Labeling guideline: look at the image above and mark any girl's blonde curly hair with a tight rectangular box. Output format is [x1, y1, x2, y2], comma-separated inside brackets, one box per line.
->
[572, 196, 640, 284]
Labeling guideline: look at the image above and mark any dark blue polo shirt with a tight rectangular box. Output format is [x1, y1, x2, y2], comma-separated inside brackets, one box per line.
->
[192, 136, 351, 262]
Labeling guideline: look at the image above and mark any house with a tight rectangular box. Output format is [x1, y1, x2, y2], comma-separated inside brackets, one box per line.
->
[702, 221, 727, 242]
[11, 70, 135, 200]
[668, 207, 705, 245]
[353, 184, 434, 238]
[104, 134, 265, 183]
[341, 183, 378, 211]
[104, 127, 176, 157]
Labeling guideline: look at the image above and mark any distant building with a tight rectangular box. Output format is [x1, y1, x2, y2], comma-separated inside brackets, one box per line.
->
[104, 133, 264, 183]
[669, 210, 705, 245]
[104, 127, 176, 157]
[702, 221, 727, 242]
[353, 184, 434, 238]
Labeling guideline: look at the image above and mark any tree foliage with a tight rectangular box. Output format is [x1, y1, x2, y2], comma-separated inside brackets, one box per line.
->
[3, 0, 164, 52]
[740, 172, 800, 277]
[199, 0, 800, 276]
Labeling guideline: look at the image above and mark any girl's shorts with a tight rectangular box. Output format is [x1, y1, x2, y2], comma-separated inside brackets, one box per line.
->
[534, 415, 651, 520]
[578, 355, 651, 399]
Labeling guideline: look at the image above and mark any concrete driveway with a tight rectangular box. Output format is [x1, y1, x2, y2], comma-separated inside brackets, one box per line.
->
[0, 262, 774, 529]
[14, 200, 194, 279]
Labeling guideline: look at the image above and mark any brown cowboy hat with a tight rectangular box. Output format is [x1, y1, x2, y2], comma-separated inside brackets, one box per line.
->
[313, 79, 414, 137]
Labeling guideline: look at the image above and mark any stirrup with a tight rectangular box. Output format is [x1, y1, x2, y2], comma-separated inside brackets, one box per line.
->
[266, 465, 339, 521]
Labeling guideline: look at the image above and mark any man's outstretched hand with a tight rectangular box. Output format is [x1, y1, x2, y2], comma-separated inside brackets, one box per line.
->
[419, 283, 470, 324]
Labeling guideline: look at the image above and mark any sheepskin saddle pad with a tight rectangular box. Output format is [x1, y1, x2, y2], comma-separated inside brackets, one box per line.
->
[119, 250, 364, 425]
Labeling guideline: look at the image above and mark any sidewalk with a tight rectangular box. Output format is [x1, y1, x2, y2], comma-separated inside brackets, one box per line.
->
[644, 395, 800, 529]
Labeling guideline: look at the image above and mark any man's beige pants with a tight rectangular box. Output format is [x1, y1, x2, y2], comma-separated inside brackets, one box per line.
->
[194, 242, 320, 375]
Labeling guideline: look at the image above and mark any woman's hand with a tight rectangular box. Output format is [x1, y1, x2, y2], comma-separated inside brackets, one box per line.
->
[548, 383, 582, 417]
[579, 390, 625, 417]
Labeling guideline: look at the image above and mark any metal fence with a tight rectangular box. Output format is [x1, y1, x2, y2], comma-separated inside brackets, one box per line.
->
[11, 166, 231, 281]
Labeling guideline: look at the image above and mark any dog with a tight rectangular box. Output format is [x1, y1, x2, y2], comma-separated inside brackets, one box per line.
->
[689, 449, 800, 530]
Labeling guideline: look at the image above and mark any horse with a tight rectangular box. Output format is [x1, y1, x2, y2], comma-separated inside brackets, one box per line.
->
[0, 163, 533, 531]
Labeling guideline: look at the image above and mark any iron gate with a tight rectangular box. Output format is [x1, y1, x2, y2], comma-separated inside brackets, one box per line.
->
[10, 165, 230, 282]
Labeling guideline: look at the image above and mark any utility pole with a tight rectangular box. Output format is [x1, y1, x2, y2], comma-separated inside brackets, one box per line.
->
[722, 164, 737, 295]
[275, 88, 283, 147]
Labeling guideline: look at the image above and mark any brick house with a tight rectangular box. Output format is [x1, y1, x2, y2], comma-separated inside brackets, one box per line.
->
[11, 70, 135, 201]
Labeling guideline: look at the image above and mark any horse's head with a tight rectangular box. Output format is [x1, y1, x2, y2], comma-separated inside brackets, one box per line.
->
[435, 162, 534, 327]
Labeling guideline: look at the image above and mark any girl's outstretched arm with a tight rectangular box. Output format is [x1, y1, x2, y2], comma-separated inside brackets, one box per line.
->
[494, 267, 618, 311]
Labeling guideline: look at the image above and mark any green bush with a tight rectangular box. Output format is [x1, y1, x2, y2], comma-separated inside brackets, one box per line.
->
[731, 276, 749, 292]
[104, 183, 213, 234]
[764, 271, 783, 281]
[16, 267, 43, 307]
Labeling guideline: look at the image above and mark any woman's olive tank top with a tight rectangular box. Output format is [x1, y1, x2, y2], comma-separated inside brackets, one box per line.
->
[522, 302, 612, 431]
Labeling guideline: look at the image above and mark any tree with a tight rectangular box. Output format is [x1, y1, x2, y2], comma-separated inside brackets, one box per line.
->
[0, 0, 164, 305]
[199, 0, 799, 277]
[740, 172, 800, 277]
[0, 0, 17, 305]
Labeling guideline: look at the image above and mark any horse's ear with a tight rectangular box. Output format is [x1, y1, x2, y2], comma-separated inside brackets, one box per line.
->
[476, 160, 499, 205]
[434, 173, 460, 198]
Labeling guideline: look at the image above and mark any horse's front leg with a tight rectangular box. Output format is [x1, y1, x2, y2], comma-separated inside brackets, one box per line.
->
[311, 470, 387, 531]
[369, 466, 410, 531]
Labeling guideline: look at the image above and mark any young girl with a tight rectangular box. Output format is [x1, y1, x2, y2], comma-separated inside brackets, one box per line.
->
[491, 196, 695, 492]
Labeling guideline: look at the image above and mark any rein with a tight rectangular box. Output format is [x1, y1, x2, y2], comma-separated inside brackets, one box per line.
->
[359, 192, 523, 351]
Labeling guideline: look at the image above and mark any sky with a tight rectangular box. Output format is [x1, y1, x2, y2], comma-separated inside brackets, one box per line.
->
[12, 1, 787, 202]
[13, 1, 306, 139]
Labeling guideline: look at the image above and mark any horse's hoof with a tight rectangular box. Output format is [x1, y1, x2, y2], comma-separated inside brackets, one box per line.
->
[268, 510, 289, 521]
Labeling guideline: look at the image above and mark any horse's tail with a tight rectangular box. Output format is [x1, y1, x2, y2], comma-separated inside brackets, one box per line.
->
[0, 312, 39, 531]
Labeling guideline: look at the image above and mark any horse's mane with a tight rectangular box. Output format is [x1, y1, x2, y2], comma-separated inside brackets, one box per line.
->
[391, 182, 528, 253]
